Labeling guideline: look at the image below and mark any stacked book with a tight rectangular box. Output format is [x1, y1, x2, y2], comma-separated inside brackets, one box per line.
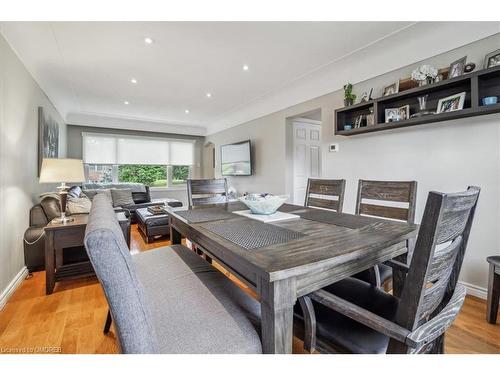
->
[147, 205, 167, 215]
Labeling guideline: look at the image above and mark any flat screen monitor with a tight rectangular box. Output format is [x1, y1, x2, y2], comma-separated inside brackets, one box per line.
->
[221, 140, 252, 176]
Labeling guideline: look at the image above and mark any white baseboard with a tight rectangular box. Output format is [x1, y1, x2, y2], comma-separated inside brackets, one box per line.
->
[0, 267, 28, 311]
[459, 280, 488, 300]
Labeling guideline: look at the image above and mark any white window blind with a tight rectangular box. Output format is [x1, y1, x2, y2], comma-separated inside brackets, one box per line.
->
[82, 133, 194, 165]
[83, 135, 117, 164]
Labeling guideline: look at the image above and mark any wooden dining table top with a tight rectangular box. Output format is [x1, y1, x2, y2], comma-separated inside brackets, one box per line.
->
[168, 202, 418, 284]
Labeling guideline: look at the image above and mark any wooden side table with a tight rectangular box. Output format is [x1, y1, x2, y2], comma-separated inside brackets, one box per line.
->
[44, 212, 129, 295]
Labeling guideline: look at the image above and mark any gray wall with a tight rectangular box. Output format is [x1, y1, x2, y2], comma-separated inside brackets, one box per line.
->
[0, 33, 67, 299]
[66, 125, 204, 205]
[206, 33, 500, 292]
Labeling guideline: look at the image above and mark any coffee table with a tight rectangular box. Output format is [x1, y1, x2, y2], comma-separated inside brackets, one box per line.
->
[136, 207, 170, 243]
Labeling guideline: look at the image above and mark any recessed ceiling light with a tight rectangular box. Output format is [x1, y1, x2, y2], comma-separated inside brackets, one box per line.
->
[206, 92, 212, 98]
[242, 64, 249, 71]
[144, 37, 154, 44]
[124, 101, 129, 105]
[130, 78, 138, 84]
[185, 109, 190, 114]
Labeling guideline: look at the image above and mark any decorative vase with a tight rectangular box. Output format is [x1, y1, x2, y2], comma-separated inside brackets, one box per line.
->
[418, 94, 428, 111]
[418, 77, 435, 86]
[344, 98, 354, 107]
[410, 94, 434, 118]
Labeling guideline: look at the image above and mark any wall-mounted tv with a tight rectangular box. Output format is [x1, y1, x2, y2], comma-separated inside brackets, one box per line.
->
[221, 140, 252, 176]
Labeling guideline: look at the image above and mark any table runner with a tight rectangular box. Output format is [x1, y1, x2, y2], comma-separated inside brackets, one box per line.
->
[175, 208, 237, 223]
[200, 219, 305, 250]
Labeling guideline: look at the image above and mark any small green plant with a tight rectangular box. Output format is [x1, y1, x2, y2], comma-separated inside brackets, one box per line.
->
[343, 83, 356, 105]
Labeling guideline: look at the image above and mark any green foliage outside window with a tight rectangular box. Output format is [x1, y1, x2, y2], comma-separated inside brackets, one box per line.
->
[118, 165, 167, 187]
[172, 165, 189, 184]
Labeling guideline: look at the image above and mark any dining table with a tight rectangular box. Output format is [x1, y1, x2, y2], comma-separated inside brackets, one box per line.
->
[167, 202, 418, 354]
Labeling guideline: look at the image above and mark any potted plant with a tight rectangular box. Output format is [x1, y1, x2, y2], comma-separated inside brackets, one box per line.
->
[343, 83, 356, 106]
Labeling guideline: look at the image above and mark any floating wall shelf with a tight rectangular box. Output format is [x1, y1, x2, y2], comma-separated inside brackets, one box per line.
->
[335, 65, 500, 136]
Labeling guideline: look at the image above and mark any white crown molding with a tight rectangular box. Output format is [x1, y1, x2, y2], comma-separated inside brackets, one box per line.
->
[0, 267, 28, 311]
[207, 22, 500, 135]
[67, 112, 207, 136]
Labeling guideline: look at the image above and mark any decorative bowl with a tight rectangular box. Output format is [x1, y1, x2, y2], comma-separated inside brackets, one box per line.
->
[239, 194, 289, 215]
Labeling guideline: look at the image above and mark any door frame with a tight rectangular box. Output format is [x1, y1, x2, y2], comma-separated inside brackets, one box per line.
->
[286, 117, 322, 205]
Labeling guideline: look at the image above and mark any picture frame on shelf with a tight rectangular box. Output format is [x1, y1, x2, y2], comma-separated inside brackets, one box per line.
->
[385, 105, 410, 123]
[382, 81, 399, 96]
[448, 56, 467, 79]
[436, 92, 466, 114]
[384, 108, 399, 123]
[354, 115, 364, 128]
[484, 49, 500, 69]
[398, 105, 410, 120]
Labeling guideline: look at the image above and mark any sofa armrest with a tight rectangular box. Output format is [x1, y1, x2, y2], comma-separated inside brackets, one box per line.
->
[30, 204, 48, 227]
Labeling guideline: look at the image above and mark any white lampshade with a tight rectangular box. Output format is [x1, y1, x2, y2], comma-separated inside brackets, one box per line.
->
[39, 158, 85, 183]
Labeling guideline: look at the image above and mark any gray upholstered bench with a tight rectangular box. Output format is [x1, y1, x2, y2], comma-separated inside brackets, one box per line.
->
[84, 194, 262, 354]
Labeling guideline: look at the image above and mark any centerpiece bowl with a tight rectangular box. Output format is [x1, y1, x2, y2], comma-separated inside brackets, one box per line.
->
[239, 194, 289, 215]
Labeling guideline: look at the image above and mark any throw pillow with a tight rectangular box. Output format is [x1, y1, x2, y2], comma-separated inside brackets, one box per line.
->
[67, 194, 92, 215]
[111, 188, 135, 207]
[67, 185, 83, 199]
[97, 189, 113, 204]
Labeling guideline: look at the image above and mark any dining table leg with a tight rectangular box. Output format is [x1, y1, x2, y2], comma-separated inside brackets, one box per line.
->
[169, 219, 182, 245]
[258, 277, 296, 354]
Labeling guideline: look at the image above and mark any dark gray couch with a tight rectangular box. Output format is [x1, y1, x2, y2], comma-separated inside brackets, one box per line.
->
[81, 183, 182, 223]
[84, 194, 262, 353]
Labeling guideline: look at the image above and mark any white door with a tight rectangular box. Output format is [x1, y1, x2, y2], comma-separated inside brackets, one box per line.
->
[292, 120, 321, 205]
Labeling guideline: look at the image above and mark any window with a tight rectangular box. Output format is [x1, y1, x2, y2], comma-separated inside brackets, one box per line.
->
[83, 133, 195, 188]
[86, 164, 114, 184]
[118, 165, 168, 187]
[171, 165, 190, 185]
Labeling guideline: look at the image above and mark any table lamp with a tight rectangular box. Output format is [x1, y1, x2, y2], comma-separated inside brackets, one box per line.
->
[39, 158, 86, 223]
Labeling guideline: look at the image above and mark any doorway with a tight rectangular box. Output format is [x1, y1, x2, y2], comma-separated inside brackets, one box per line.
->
[289, 110, 322, 205]
[203, 142, 215, 179]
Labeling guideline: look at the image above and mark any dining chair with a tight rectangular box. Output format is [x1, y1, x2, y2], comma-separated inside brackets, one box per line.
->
[295, 186, 480, 354]
[487, 256, 500, 324]
[187, 178, 229, 208]
[354, 180, 417, 290]
[186, 178, 229, 263]
[304, 178, 346, 212]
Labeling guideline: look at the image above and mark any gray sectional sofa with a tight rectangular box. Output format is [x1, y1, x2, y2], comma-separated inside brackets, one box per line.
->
[84, 194, 262, 353]
[81, 183, 182, 223]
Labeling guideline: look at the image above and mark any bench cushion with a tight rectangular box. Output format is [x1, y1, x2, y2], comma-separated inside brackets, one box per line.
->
[133, 245, 262, 354]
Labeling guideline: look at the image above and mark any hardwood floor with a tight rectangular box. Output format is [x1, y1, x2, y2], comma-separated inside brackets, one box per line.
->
[1, 224, 499, 354]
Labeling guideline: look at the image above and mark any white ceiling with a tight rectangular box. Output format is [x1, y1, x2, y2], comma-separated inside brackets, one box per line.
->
[0, 21, 417, 134]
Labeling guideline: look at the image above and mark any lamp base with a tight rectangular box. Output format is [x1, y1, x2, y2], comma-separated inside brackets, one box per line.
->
[53, 215, 74, 224]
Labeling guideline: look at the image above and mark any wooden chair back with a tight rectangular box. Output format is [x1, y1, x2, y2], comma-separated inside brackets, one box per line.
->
[389, 186, 480, 352]
[187, 178, 228, 208]
[356, 180, 417, 223]
[304, 178, 346, 212]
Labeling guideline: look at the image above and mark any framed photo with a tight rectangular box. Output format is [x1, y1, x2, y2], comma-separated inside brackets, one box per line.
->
[354, 115, 364, 128]
[385, 108, 399, 123]
[484, 49, 500, 69]
[37, 106, 60, 176]
[385, 105, 410, 123]
[383, 82, 399, 96]
[398, 105, 410, 120]
[436, 92, 466, 114]
[448, 56, 467, 79]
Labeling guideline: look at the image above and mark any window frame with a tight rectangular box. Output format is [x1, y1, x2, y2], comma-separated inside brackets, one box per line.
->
[84, 163, 192, 191]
